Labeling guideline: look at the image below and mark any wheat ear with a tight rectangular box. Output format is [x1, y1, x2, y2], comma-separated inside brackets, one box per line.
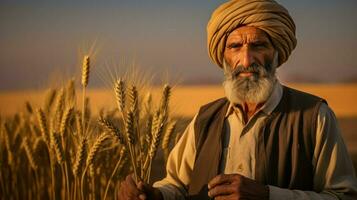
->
[73, 136, 87, 177]
[162, 120, 176, 150]
[52, 132, 64, 164]
[3, 125, 14, 166]
[53, 88, 65, 132]
[81, 55, 90, 88]
[125, 111, 135, 145]
[159, 84, 171, 113]
[44, 88, 57, 113]
[128, 85, 138, 113]
[144, 116, 153, 149]
[65, 78, 76, 104]
[75, 111, 83, 136]
[59, 106, 73, 137]
[25, 101, 33, 114]
[98, 117, 125, 144]
[36, 108, 49, 145]
[86, 132, 111, 166]
[22, 137, 38, 170]
[81, 55, 90, 138]
[125, 110, 138, 181]
[114, 78, 126, 112]
[148, 113, 165, 158]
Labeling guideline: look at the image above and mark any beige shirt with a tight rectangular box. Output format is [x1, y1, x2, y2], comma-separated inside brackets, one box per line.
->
[154, 82, 357, 200]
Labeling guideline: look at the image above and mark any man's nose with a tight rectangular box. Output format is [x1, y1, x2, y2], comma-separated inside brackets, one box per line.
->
[239, 47, 254, 68]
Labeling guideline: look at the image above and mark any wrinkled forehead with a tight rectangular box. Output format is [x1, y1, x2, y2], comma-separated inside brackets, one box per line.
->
[226, 26, 273, 44]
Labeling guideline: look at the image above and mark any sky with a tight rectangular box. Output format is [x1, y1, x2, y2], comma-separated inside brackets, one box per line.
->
[1, 0, 357, 90]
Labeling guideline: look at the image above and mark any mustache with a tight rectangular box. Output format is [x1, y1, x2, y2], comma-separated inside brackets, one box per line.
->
[230, 64, 261, 77]
[225, 63, 268, 80]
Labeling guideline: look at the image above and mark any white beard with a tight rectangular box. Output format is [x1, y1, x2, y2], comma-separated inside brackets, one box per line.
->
[222, 52, 279, 105]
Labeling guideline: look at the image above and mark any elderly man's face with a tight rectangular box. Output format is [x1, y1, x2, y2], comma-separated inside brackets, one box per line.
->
[224, 26, 275, 74]
[222, 26, 278, 104]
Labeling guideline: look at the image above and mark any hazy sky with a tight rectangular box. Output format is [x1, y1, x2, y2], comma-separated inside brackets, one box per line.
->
[1, 0, 357, 90]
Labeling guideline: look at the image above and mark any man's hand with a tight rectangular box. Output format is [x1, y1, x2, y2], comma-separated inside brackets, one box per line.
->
[118, 174, 163, 200]
[207, 174, 269, 200]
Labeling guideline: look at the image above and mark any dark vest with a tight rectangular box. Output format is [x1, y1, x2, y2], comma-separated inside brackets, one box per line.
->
[188, 86, 326, 199]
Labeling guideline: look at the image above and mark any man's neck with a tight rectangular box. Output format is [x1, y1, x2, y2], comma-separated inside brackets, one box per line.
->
[237, 102, 264, 123]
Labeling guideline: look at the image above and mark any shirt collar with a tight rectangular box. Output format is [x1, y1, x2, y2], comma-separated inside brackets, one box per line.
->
[225, 81, 283, 117]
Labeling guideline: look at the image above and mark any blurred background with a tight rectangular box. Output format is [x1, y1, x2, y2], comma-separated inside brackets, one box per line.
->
[1, 0, 357, 190]
[1, 0, 357, 90]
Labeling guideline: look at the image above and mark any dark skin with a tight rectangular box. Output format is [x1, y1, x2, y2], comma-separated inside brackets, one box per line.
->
[208, 174, 269, 200]
[118, 26, 273, 200]
[118, 174, 163, 200]
[224, 26, 275, 121]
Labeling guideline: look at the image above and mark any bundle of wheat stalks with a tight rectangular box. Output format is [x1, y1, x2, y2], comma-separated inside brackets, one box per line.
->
[0, 56, 181, 200]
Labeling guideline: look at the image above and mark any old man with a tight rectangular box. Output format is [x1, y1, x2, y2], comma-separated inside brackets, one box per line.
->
[119, 0, 357, 199]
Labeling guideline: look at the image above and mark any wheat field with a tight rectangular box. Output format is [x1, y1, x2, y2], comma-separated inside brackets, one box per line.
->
[0, 56, 181, 200]
[0, 82, 357, 199]
[1, 83, 357, 118]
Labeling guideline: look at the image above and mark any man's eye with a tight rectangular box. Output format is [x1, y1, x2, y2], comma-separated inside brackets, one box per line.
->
[228, 43, 242, 49]
[252, 43, 266, 48]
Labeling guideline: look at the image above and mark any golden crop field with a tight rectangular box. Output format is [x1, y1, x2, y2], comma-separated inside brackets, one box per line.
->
[1, 81, 357, 199]
[1, 83, 357, 118]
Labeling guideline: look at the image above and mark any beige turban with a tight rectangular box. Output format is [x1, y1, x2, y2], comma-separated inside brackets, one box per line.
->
[207, 0, 297, 68]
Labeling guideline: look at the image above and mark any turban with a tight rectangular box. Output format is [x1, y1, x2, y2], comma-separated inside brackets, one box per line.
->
[207, 0, 297, 68]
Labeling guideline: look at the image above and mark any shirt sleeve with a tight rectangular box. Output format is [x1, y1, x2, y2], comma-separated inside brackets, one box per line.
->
[269, 103, 357, 200]
[153, 115, 198, 200]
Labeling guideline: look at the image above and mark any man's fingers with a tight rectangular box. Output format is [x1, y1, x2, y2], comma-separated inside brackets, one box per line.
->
[214, 194, 236, 200]
[126, 174, 137, 186]
[208, 174, 239, 189]
[138, 193, 147, 200]
[208, 183, 236, 198]
[123, 174, 143, 198]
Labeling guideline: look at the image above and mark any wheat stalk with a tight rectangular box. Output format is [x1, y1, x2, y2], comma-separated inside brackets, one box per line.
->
[66, 78, 76, 104]
[3, 123, 14, 166]
[44, 88, 57, 113]
[143, 92, 152, 114]
[75, 111, 83, 136]
[162, 120, 176, 162]
[159, 84, 171, 114]
[32, 137, 42, 151]
[22, 137, 38, 170]
[84, 97, 91, 123]
[59, 106, 73, 137]
[73, 136, 87, 177]
[149, 113, 165, 158]
[103, 146, 127, 200]
[81, 55, 90, 139]
[29, 123, 40, 138]
[52, 132, 64, 164]
[124, 110, 139, 181]
[36, 108, 49, 145]
[162, 120, 176, 150]
[54, 88, 65, 132]
[25, 101, 33, 114]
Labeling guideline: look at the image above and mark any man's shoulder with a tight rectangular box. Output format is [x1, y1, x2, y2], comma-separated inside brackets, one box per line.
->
[192, 97, 230, 129]
[282, 85, 327, 105]
[198, 97, 228, 114]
